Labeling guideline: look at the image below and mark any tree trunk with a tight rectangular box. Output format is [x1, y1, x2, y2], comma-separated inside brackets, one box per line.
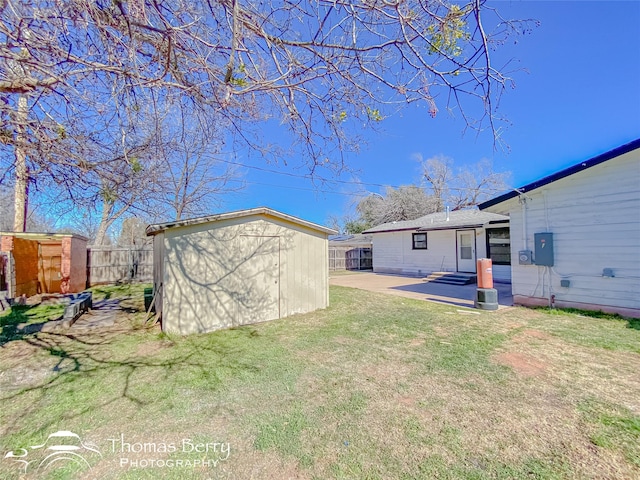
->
[13, 94, 28, 232]
[94, 199, 115, 245]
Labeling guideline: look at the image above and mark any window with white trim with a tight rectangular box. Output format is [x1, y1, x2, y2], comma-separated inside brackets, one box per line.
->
[412, 233, 427, 250]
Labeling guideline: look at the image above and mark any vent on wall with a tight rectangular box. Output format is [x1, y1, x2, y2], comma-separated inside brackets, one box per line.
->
[602, 268, 615, 278]
[518, 250, 533, 265]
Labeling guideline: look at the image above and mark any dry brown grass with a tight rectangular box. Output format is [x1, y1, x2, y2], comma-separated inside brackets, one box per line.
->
[1, 285, 638, 479]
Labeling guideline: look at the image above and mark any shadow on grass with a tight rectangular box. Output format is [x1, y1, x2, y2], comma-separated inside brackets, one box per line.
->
[626, 318, 640, 331]
[0, 320, 264, 437]
[0, 304, 65, 345]
[0, 305, 32, 341]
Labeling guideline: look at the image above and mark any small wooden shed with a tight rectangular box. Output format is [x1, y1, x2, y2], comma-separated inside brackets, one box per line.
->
[146, 207, 337, 334]
[0, 232, 88, 298]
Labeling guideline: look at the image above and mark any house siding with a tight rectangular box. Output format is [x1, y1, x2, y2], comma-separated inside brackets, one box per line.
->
[372, 230, 457, 276]
[485, 147, 640, 315]
[371, 227, 512, 282]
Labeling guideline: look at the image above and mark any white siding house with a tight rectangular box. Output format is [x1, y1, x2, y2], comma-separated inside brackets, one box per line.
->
[363, 210, 511, 282]
[479, 139, 640, 318]
[146, 208, 336, 334]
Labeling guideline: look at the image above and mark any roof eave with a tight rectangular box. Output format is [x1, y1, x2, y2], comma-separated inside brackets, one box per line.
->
[416, 223, 485, 232]
[362, 226, 421, 234]
[146, 207, 337, 236]
[479, 138, 640, 210]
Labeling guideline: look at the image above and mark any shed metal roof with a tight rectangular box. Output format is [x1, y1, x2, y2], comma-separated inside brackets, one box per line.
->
[145, 207, 337, 236]
[479, 138, 640, 210]
[362, 209, 508, 234]
[0, 232, 89, 242]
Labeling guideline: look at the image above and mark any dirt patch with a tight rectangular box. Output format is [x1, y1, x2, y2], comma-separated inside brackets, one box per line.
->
[136, 341, 173, 357]
[408, 338, 425, 347]
[0, 363, 54, 390]
[359, 362, 413, 384]
[432, 325, 451, 338]
[514, 329, 552, 341]
[522, 329, 551, 340]
[333, 336, 355, 345]
[0, 338, 41, 359]
[505, 322, 524, 330]
[493, 352, 547, 377]
[397, 396, 416, 407]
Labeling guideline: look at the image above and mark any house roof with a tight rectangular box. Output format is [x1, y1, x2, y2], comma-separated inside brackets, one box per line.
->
[362, 209, 509, 234]
[329, 234, 373, 246]
[478, 138, 640, 210]
[145, 207, 337, 236]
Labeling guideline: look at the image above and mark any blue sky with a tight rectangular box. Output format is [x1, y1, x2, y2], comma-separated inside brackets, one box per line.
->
[223, 1, 640, 228]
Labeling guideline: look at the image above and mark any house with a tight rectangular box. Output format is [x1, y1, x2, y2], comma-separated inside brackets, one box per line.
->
[362, 209, 511, 282]
[0, 232, 88, 298]
[479, 138, 640, 318]
[145, 207, 337, 335]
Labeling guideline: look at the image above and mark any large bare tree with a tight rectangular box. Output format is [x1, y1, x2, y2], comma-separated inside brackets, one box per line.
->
[422, 155, 509, 210]
[354, 185, 438, 230]
[0, 0, 534, 231]
[341, 157, 510, 232]
[152, 100, 242, 221]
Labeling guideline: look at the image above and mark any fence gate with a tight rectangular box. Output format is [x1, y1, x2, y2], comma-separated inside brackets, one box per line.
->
[329, 247, 372, 271]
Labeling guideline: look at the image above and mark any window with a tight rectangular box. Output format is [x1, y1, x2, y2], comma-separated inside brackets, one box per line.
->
[412, 233, 427, 250]
[486, 228, 511, 265]
[459, 232, 473, 259]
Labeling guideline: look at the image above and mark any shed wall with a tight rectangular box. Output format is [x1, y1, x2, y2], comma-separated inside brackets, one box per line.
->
[67, 237, 88, 293]
[152, 232, 165, 316]
[161, 214, 329, 334]
[486, 148, 640, 315]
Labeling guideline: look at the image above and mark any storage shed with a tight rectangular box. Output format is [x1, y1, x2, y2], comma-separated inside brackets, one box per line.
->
[479, 138, 640, 318]
[0, 232, 88, 298]
[146, 207, 337, 334]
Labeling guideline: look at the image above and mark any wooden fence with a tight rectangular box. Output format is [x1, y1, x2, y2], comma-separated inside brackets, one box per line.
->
[329, 247, 373, 271]
[87, 245, 372, 285]
[87, 246, 153, 285]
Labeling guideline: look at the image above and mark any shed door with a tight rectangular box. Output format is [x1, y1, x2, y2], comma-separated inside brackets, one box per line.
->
[236, 236, 280, 326]
[41, 255, 62, 293]
[456, 230, 476, 273]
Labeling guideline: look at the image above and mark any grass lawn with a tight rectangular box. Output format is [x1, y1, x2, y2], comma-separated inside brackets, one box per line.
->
[0, 285, 638, 479]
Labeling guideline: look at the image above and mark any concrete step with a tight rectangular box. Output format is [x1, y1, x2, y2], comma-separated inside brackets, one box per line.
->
[423, 272, 477, 285]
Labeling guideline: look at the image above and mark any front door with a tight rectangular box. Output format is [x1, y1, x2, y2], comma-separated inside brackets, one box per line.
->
[456, 230, 476, 273]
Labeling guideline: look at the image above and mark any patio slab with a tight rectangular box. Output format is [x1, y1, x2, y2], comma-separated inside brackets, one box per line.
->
[329, 271, 513, 309]
[70, 299, 119, 329]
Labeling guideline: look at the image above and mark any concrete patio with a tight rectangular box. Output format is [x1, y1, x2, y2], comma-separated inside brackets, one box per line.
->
[329, 271, 513, 309]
